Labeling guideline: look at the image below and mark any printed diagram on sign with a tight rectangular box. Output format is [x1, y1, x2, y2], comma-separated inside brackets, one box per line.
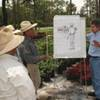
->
[54, 16, 86, 58]
[57, 24, 77, 50]
[67, 24, 77, 50]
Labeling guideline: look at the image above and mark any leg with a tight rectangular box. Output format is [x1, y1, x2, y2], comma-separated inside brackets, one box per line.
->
[27, 64, 41, 91]
[90, 57, 100, 99]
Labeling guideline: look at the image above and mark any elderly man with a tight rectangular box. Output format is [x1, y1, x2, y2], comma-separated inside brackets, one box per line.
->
[18, 21, 48, 91]
[0, 26, 36, 100]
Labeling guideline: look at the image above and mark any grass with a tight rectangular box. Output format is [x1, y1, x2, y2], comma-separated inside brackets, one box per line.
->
[38, 27, 53, 35]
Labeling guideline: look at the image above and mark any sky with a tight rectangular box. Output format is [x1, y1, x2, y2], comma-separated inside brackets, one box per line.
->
[0, 0, 1, 7]
[0, 0, 84, 12]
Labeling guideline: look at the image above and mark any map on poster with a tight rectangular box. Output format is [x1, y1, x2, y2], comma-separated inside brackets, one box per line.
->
[53, 15, 86, 58]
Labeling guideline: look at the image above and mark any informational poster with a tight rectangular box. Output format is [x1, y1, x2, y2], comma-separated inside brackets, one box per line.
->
[53, 15, 86, 58]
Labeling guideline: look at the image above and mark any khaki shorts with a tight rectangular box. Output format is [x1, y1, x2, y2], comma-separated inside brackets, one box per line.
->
[27, 64, 41, 91]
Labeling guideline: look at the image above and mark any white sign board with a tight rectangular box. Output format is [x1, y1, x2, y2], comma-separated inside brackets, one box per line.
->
[53, 15, 86, 58]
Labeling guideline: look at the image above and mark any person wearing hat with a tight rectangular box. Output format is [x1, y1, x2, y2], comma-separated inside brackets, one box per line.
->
[6, 24, 22, 35]
[18, 21, 48, 91]
[0, 26, 36, 100]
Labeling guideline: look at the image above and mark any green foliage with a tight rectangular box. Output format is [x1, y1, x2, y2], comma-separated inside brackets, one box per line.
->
[38, 58, 58, 80]
[66, 2, 77, 15]
[1, 0, 78, 27]
[35, 38, 46, 55]
[35, 27, 56, 81]
[0, 7, 3, 25]
[36, 27, 53, 55]
[36, 36, 53, 55]
[39, 27, 53, 35]
[86, 27, 91, 33]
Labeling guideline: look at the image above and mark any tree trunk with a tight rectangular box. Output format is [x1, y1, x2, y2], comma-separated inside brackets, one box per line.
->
[69, 0, 72, 15]
[2, 0, 8, 25]
[33, 0, 36, 20]
[12, 0, 17, 27]
[98, 0, 100, 17]
[96, 0, 99, 17]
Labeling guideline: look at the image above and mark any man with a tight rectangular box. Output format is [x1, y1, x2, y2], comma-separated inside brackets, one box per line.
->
[0, 26, 36, 100]
[87, 19, 100, 100]
[18, 20, 48, 91]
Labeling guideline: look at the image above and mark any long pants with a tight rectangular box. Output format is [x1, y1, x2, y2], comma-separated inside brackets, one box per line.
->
[90, 57, 100, 99]
[27, 64, 41, 91]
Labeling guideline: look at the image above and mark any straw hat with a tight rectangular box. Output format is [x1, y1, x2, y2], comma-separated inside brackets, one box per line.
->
[6, 25, 23, 35]
[6, 25, 15, 31]
[0, 26, 24, 55]
[20, 20, 38, 32]
[13, 29, 23, 35]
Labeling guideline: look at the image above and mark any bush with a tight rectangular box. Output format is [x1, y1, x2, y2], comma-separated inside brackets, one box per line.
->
[38, 58, 58, 82]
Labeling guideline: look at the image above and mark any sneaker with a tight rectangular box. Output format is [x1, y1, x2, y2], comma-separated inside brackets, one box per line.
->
[88, 92, 96, 96]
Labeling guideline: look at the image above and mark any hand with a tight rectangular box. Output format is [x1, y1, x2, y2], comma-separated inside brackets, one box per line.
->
[93, 40, 100, 47]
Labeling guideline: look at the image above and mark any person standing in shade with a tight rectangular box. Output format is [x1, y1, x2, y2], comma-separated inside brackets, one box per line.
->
[87, 19, 100, 100]
[18, 20, 48, 91]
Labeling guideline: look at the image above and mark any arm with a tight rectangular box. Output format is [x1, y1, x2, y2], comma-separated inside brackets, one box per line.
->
[18, 43, 47, 64]
[93, 40, 100, 47]
[22, 54, 47, 64]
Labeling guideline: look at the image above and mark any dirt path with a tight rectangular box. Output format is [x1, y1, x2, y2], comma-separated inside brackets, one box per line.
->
[37, 76, 95, 100]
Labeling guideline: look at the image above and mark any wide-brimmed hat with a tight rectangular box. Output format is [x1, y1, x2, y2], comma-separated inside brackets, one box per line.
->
[20, 20, 38, 32]
[6, 25, 23, 35]
[6, 25, 15, 31]
[0, 26, 24, 55]
[13, 29, 23, 35]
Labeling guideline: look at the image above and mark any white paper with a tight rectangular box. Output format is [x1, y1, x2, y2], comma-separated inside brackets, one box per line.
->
[53, 15, 86, 58]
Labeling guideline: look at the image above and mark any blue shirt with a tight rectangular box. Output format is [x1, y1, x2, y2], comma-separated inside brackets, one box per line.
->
[87, 31, 100, 57]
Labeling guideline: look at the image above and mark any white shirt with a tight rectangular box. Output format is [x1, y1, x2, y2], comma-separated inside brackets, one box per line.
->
[0, 54, 36, 100]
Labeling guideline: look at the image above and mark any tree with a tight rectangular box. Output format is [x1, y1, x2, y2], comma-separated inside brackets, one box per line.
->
[2, 0, 8, 25]
[1, 0, 76, 27]
[66, 2, 76, 14]
[81, 0, 100, 18]
[96, 0, 100, 17]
